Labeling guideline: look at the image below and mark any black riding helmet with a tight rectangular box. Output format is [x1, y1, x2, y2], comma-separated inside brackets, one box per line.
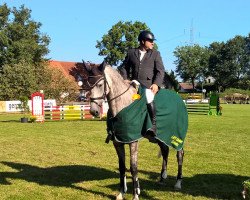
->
[138, 30, 156, 42]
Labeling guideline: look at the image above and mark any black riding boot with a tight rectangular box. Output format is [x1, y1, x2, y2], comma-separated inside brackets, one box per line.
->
[147, 102, 157, 137]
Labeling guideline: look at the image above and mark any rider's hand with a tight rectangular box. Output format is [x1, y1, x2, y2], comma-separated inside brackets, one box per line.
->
[150, 84, 159, 95]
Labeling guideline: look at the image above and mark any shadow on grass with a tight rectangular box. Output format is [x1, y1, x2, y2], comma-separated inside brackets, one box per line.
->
[0, 119, 105, 123]
[0, 120, 20, 123]
[138, 169, 248, 200]
[0, 161, 117, 199]
[0, 162, 247, 199]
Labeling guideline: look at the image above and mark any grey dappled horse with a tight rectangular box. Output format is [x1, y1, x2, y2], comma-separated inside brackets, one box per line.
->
[78, 61, 184, 200]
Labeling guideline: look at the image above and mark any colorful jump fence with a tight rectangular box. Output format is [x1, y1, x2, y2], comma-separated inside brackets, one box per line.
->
[186, 103, 210, 115]
[44, 105, 94, 120]
[186, 92, 222, 116]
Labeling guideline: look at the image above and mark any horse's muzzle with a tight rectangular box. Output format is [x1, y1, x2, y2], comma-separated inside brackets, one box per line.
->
[90, 109, 100, 117]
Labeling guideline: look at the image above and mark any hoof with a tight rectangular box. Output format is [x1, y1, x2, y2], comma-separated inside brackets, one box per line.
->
[161, 170, 168, 179]
[174, 179, 182, 190]
[116, 192, 124, 200]
[159, 170, 167, 184]
[242, 188, 247, 199]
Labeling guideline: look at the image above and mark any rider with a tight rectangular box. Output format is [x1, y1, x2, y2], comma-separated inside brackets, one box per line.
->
[119, 30, 165, 137]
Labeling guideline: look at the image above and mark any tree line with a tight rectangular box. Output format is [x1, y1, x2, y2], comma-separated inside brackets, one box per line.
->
[0, 4, 249, 102]
[174, 36, 250, 92]
[96, 22, 250, 93]
[0, 4, 78, 102]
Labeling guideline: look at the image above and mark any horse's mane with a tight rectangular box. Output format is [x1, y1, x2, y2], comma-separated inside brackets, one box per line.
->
[104, 65, 136, 116]
[105, 65, 123, 82]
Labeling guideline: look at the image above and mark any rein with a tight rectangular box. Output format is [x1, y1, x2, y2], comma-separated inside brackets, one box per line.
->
[107, 84, 131, 102]
[88, 74, 131, 106]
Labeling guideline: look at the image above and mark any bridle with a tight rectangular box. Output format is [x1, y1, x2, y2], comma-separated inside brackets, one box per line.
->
[86, 74, 131, 107]
[82, 75, 107, 107]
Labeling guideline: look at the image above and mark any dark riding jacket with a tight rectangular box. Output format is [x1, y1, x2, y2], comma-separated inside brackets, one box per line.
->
[119, 48, 165, 88]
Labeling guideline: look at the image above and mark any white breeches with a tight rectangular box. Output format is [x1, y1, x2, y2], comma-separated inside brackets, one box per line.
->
[145, 88, 155, 104]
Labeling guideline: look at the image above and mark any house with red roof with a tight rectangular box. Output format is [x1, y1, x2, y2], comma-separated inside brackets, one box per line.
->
[179, 82, 198, 93]
[48, 60, 81, 80]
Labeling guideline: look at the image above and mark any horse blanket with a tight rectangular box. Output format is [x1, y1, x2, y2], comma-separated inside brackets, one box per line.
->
[107, 88, 188, 150]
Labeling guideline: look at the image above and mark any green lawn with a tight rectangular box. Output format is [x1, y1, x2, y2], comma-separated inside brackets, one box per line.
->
[0, 104, 249, 200]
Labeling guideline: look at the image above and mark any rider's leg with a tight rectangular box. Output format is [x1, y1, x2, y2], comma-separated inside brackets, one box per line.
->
[146, 89, 156, 136]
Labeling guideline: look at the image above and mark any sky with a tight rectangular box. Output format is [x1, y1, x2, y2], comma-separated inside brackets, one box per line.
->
[2, 0, 250, 72]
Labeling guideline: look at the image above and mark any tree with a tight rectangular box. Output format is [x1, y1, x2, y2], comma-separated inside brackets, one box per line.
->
[208, 42, 228, 91]
[96, 21, 151, 66]
[0, 61, 37, 99]
[0, 4, 50, 100]
[19, 95, 30, 118]
[174, 44, 210, 90]
[40, 66, 79, 103]
[0, 4, 50, 68]
[225, 35, 250, 87]
[163, 70, 179, 91]
[238, 76, 250, 90]
[208, 35, 250, 91]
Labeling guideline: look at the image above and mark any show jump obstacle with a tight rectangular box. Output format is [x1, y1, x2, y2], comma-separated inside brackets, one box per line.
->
[31, 91, 104, 121]
[43, 104, 94, 120]
[186, 92, 222, 116]
[31, 92, 44, 122]
[31, 91, 221, 121]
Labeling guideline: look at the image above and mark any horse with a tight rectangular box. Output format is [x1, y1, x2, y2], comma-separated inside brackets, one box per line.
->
[77, 61, 187, 200]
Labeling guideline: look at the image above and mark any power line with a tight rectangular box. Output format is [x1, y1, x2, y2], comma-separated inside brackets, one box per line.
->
[159, 32, 186, 45]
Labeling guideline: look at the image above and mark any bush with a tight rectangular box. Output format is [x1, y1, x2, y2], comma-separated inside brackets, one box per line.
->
[220, 88, 250, 97]
[220, 88, 250, 104]
[19, 96, 30, 117]
[29, 116, 37, 123]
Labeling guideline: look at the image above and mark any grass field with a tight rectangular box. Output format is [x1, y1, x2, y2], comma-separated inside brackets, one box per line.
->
[0, 104, 249, 200]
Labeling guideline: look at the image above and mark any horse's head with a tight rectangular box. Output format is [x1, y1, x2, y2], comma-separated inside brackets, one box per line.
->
[78, 60, 108, 117]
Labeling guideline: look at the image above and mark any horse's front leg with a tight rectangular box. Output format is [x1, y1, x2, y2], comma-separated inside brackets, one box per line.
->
[113, 141, 127, 200]
[129, 141, 140, 200]
[157, 141, 169, 183]
[175, 148, 184, 190]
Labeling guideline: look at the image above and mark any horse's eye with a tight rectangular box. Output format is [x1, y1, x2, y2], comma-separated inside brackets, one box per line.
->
[97, 83, 103, 88]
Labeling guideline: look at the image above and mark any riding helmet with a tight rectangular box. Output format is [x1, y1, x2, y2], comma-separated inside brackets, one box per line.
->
[138, 30, 156, 42]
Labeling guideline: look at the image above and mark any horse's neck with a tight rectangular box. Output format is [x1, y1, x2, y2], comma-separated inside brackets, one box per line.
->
[104, 67, 136, 116]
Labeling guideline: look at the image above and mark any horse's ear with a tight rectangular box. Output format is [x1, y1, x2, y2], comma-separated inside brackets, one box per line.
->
[98, 60, 107, 72]
[82, 60, 92, 72]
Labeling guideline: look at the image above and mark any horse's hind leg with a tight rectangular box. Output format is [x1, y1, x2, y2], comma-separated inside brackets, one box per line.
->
[113, 141, 127, 200]
[129, 141, 140, 200]
[175, 148, 184, 190]
[157, 141, 169, 183]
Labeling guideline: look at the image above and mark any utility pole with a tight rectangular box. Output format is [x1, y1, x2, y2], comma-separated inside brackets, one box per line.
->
[190, 19, 194, 46]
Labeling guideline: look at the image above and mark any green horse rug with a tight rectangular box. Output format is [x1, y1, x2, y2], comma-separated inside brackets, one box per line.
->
[107, 88, 188, 151]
